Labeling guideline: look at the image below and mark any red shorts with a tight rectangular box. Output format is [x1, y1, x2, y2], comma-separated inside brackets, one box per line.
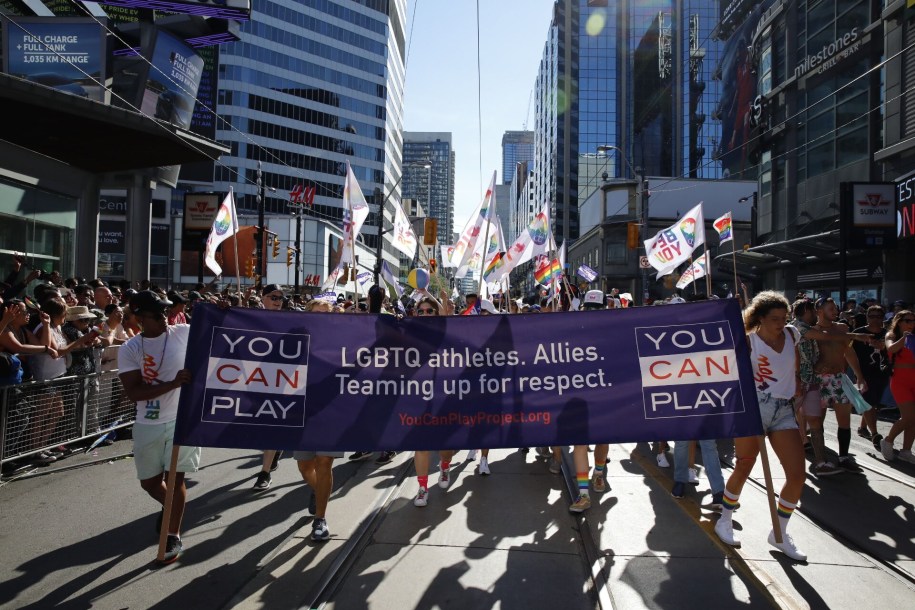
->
[890, 369, 915, 405]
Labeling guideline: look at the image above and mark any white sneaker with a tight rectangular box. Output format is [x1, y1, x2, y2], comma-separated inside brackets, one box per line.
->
[714, 517, 740, 547]
[881, 438, 896, 461]
[657, 453, 670, 468]
[898, 450, 915, 464]
[438, 468, 451, 489]
[768, 529, 807, 561]
[413, 487, 428, 507]
[479, 457, 491, 475]
[466, 449, 478, 461]
[688, 468, 699, 485]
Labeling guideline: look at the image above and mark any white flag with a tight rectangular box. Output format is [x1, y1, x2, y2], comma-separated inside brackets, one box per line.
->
[487, 201, 551, 283]
[380, 260, 404, 300]
[390, 199, 418, 258]
[439, 244, 458, 269]
[450, 171, 496, 269]
[676, 251, 711, 289]
[203, 188, 239, 276]
[340, 161, 370, 266]
[643, 202, 705, 277]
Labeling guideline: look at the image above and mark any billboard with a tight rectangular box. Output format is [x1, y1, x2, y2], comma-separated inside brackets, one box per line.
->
[2, 17, 107, 102]
[141, 30, 203, 131]
[898, 172, 915, 241]
[97, 0, 251, 21]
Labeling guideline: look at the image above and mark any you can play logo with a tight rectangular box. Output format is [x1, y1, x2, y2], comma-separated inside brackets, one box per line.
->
[202, 327, 310, 428]
[635, 321, 746, 419]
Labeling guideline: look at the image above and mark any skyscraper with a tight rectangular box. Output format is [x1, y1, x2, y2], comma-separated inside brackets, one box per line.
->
[534, 0, 723, 242]
[402, 132, 455, 246]
[212, 0, 407, 254]
[501, 131, 535, 184]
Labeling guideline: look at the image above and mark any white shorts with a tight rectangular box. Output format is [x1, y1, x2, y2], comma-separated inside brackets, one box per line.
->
[132, 420, 201, 480]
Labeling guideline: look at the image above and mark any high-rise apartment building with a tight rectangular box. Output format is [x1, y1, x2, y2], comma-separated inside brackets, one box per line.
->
[534, 0, 723, 242]
[402, 132, 455, 246]
[212, 0, 406, 257]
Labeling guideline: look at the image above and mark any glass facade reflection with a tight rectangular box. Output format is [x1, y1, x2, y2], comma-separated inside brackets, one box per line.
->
[402, 133, 455, 246]
[535, 0, 724, 242]
[213, 0, 406, 252]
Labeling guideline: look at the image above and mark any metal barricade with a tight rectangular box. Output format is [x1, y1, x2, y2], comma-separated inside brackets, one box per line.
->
[0, 365, 136, 464]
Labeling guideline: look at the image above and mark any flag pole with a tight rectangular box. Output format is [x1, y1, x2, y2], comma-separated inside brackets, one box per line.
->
[705, 248, 712, 295]
[476, 175, 495, 303]
[230, 187, 241, 296]
[731, 242, 739, 300]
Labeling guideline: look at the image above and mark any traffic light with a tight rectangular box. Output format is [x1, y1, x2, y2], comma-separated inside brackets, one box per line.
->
[423, 218, 438, 245]
[626, 222, 640, 250]
[244, 258, 255, 278]
[272, 236, 280, 259]
[429, 258, 437, 274]
[286, 247, 294, 267]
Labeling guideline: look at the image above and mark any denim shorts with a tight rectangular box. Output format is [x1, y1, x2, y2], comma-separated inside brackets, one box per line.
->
[758, 392, 798, 433]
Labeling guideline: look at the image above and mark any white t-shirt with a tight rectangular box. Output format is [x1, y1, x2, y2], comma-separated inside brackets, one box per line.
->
[749, 327, 798, 399]
[118, 324, 190, 425]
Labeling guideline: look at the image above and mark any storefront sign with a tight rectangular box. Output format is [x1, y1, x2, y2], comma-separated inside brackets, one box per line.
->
[897, 172, 915, 240]
[842, 182, 897, 249]
[795, 27, 860, 78]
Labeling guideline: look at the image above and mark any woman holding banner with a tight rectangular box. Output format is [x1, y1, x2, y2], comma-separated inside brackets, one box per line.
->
[714, 291, 808, 561]
[411, 295, 456, 507]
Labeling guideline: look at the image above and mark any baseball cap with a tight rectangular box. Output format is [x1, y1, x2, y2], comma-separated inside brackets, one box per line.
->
[261, 284, 283, 296]
[129, 290, 171, 315]
[582, 290, 605, 309]
[188, 291, 203, 301]
[166, 290, 187, 304]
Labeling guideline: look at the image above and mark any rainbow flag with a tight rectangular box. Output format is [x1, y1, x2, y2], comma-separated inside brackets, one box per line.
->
[533, 256, 562, 285]
[713, 211, 733, 244]
[483, 251, 505, 280]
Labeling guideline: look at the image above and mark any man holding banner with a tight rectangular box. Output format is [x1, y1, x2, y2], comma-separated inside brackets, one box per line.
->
[118, 291, 199, 565]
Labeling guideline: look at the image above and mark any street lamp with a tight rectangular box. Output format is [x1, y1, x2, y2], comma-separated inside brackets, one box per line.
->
[373, 161, 432, 284]
[597, 146, 649, 304]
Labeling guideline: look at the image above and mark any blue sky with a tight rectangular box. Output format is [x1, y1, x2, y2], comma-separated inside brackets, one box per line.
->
[402, 0, 556, 232]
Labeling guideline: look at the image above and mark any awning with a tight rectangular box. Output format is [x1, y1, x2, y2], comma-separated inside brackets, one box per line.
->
[714, 230, 841, 275]
[0, 72, 229, 173]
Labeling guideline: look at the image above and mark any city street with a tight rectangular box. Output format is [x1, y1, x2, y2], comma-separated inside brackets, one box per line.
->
[2, 412, 914, 610]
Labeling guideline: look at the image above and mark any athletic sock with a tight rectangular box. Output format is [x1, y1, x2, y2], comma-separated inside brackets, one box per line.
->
[440, 460, 451, 472]
[577, 472, 589, 497]
[837, 427, 851, 457]
[721, 489, 740, 516]
[417, 475, 428, 489]
[777, 498, 798, 535]
[594, 464, 605, 476]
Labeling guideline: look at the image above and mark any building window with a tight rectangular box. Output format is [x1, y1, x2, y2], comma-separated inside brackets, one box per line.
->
[605, 242, 626, 263]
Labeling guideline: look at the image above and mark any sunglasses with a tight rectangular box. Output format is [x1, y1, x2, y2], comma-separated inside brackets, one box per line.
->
[416, 308, 436, 315]
[266, 295, 284, 301]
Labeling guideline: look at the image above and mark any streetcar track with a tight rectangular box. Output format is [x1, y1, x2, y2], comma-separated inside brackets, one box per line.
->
[719, 457, 915, 591]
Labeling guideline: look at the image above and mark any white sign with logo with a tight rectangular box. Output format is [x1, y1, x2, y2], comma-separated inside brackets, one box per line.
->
[852, 183, 895, 228]
[184, 193, 220, 230]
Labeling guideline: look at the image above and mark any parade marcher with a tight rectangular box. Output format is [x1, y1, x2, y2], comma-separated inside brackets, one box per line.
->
[569, 290, 610, 513]
[812, 297, 868, 470]
[253, 284, 287, 491]
[411, 296, 455, 506]
[853, 305, 891, 446]
[715, 291, 808, 561]
[118, 290, 199, 565]
[165, 291, 188, 325]
[880, 310, 915, 463]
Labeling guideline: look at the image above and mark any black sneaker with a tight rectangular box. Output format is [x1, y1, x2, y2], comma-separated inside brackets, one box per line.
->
[671, 481, 686, 499]
[838, 455, 860, 471]
[857, 428, 872, 440]
[158, 535, 183, 565]
[710, 491, 724, 510]
[311, 518, 330, 542]
[348, 451, 372, 461]
[253, 471, 272, 491]
[270, 451, 283, 472]
[375, 451, 396, 464]
[872, 434, 884, 452]
[308, 491, 317, 515]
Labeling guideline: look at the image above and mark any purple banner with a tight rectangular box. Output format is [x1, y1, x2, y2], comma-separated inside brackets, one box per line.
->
[173, 300, 762, 451]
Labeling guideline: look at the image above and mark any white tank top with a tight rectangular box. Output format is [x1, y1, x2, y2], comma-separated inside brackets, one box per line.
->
[749, 328, 798, 399]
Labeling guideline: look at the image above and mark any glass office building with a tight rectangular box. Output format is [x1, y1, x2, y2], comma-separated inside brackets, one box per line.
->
[402, 132, 455, 246]
[534, 0, 723, 242]
[212, 0, 406, 253]
[501, 131, 535, 184]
